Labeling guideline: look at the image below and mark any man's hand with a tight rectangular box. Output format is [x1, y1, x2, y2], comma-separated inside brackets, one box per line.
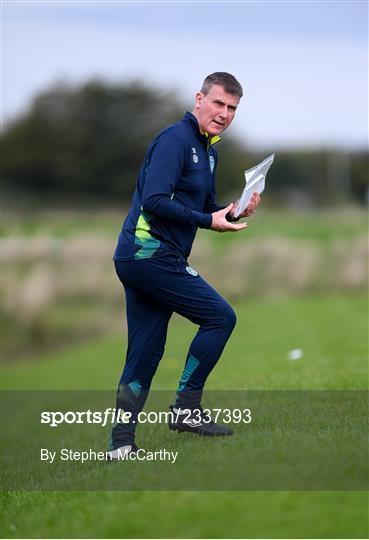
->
[230, 192, 261, 219]
[211, 204, 248, 232]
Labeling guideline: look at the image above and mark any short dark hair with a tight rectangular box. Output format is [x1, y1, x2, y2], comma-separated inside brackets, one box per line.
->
[201, 72, 243, 98]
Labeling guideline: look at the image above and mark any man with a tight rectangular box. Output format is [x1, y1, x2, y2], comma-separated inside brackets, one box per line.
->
[108, 72, 260, 459]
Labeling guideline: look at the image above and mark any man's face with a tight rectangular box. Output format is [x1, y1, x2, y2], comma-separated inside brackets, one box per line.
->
[193, 84, 240, 137]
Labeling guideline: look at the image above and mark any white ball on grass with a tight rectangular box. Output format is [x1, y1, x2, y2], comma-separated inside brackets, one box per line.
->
[288, 348, 304, 361]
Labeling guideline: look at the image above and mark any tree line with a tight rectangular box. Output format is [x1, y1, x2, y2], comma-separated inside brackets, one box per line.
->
[1, 80, 367, 206]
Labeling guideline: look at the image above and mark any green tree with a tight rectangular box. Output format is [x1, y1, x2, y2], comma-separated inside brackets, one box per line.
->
[1, 80, 184, 201]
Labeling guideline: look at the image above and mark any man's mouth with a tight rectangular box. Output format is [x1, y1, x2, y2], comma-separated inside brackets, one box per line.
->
[212, 120, 225, 127]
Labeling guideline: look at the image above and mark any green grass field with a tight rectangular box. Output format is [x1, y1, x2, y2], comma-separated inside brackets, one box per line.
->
[1, 293, 368, 538]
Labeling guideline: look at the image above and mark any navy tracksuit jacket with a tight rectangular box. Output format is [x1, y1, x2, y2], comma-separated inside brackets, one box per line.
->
[112, 112, 236, 446]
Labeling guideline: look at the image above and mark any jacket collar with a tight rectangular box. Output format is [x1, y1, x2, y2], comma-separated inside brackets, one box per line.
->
[183, 111, 221, 147]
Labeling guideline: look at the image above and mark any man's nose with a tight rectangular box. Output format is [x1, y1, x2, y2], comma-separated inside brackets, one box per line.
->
[219, 106, 229, 120]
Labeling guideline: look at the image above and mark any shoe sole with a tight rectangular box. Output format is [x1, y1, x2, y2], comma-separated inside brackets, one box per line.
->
[169, 424, 233, 437]
[106, 444, 135, 460]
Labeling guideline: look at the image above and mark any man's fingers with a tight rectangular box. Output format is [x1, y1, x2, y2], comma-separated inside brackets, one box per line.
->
[230, 223, 247, 231]
[249, 192, 260, 209]
[243, 192, 260, 216]
[223, 203, 234, 215]
[211, 203, 248, 232]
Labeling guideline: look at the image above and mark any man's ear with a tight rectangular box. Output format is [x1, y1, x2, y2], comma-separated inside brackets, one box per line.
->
[195, 91, 204, 109]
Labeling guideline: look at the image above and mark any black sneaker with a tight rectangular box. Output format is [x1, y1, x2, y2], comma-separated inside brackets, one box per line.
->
[106, 442, 140, 461]
[168, 405, 233, 437]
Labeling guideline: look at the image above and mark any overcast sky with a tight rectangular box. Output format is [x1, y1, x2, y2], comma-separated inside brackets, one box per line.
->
[2, 1, 368, 150]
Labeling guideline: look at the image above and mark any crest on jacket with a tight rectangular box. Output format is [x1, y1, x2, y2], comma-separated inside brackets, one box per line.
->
[209, 155, 215, 173]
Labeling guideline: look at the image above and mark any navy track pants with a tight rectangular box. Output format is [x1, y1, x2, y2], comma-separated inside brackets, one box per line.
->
[112, 252, 236, 445]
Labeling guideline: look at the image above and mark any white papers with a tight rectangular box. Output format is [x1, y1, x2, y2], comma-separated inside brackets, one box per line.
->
[234, 154, 275, 218]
